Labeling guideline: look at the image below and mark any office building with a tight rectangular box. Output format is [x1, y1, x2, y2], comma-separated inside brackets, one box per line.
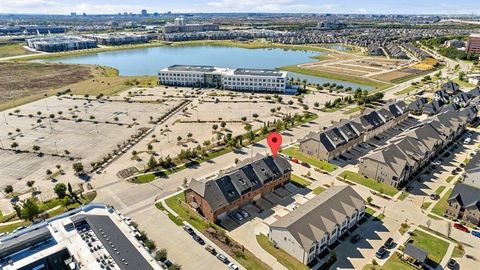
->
[467, 34, 480, 53]
[83, 33, 151, 45]
[163, 17, 219, 33]
[185, 155, 292, 222]
[27, 36, 97, 52]
[0, 204, 161, 270]
[158, 65, 295, 93]
[269, 186, 365, 265]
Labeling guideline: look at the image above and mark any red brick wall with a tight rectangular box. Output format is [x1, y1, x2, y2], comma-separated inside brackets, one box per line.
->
[186, 172, 291, 222]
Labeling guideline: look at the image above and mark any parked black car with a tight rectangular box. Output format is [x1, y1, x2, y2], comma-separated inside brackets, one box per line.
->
[375, 246, 387, 259]
[350, 234, 361, 243]
[193, 234, 205, 245]
[384, 237, 394, 248]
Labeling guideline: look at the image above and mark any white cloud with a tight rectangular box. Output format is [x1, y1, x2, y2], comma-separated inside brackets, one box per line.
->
[206, 0, 333, 13]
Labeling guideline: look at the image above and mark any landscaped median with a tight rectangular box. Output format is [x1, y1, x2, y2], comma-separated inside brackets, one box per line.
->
[338, 171, 399, 197]
[160, 192, 272, 270]
[256, 233, 309, 270]
[280, 146, 338, 172]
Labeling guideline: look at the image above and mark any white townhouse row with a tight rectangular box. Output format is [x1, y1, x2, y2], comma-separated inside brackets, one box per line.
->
[269, 186, 365, 265]
[158, 65, 295, 93]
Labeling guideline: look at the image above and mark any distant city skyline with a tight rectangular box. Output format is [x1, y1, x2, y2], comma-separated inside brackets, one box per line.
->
[1, 0, 480, 15]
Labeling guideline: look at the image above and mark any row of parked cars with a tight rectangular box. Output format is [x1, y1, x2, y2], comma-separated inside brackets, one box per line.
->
[375, 237, 395, 259]
[183, 225, 240, 270]
[230, 208, 250, 222]
[453, 223, 480, 238]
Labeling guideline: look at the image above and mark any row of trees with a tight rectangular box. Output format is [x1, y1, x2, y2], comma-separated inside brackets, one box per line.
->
[9, 182, 80, 222]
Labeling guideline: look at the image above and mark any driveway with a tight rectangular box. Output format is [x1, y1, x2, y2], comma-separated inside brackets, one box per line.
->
[333, 216, 401, 269]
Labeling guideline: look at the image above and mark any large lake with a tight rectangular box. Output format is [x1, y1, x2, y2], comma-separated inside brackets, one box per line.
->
[44, 45, 372, 90]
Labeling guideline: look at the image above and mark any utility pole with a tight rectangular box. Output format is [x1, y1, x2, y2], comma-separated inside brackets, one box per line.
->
[54, 141, 58, 155]
[0, 137, 4, 148]
[3, 113, 8, 125]
[45, 99, 49, 110]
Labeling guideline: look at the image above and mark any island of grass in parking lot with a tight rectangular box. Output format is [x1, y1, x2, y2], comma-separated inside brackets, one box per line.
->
[280, 146, 338, 172]
[338, 171, 398, 196]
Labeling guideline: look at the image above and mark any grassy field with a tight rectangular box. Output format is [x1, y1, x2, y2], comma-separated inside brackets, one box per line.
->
[431, 188, 452, 217]
[280, 147, 338, 172]
[279, 65, 391, 91]
[0, 43, 35, 58]
[0, 61, 156, 111]
[363, 252, 415, 270]
[256, 234, 309, 270]
[164, 192, 272, 270]
[338, 171, 398, 196]
[343, 106, 363, 115]
[290, 174, 312, 187]
[409, 229, 449, 264]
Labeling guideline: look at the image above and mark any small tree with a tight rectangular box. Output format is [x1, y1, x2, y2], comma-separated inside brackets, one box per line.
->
[4, 185, 13, 194]
[148, 156, 157, 169]
[54, 183, 67, 199]
[26, 180, 35, 190]
[21, 198, 40, 222]
[212, 124, 218, 131]
[72, 162, 84, 174]
[12, 203, 22, 219]
[155, 248, 168, 262]
[169, 264, 182, 270]
[32, 145, 41, 152]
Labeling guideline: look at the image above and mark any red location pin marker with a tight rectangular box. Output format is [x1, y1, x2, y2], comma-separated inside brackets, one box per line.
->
[267, 131, 282, 158]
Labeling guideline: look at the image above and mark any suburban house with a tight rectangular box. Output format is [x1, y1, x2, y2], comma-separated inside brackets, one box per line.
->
[408, 97, 428, 115]
[423, 99, 445, 116]
[446, 154, 480, 226]
[268, 186, 365, 265]
[442, 81, 461, 95]
[185, 155, 292, 222]
[299, 101, 408, 161]
[453, 92, 470, 107]
[359, 109, 470, 188]
[433, 89, 451, 103]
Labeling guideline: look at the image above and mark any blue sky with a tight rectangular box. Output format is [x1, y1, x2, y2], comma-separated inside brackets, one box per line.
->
[1, 0, 480, 15]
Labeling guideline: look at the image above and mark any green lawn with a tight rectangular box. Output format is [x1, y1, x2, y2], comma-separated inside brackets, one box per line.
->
[343, 106, 363, 115]
[0, 43, 34, 58]
[281, 147, 338, 172]
[256, 234, 309, 270]
[290, 174, 312, 188]
[446, 176, 455, 183]
[312, 186, 326, 195]
[398, 192, 409, 201]
[421, 202, 432, 210]
[0, 220, 32, 234]
[435, 186, 446, 195]
[431, 188, 452, 217]
[365, 207, 376, 216]
[363, 252, 415, 270]
[280, 65, 390, 91]
[409, 229, 449, 264]
[338, 171, 398, 196]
